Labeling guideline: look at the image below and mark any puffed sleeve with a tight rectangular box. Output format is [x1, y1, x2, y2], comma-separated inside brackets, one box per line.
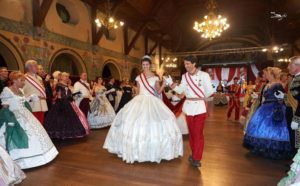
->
[0, 87, 12, 106]
[135, 75, 140, 82]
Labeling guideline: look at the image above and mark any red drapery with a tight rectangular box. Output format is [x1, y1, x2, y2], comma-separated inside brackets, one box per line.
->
[215, 67, 222, 81]
[227, 67, 236, 82]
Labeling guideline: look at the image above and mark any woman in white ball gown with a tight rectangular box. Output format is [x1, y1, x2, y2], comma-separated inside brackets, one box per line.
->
[0, 146, 26, 185]
[103, 56, 183, 163]
[88, 77, 116, 129]
[0, 71, 58, 169]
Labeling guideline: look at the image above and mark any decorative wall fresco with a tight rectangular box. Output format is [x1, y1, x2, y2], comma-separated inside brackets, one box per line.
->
[0, 16, 140, 64]
[11, 35, 55, 69]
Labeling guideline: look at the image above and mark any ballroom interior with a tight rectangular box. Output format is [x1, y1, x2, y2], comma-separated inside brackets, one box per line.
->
[0, 0, 300, 185]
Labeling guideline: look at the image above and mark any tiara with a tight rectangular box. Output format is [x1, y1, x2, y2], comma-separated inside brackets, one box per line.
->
[142, 55, 152, 61]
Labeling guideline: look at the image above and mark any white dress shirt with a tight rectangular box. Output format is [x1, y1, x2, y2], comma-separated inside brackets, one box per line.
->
[174, 70, 214, 116]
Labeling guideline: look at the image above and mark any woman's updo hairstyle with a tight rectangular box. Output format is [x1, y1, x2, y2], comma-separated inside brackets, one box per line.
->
[141, 55, 152, 64]
[9, 71, 24, 82]
[267, 67, 282, 80]
[61, 72, 70, 77]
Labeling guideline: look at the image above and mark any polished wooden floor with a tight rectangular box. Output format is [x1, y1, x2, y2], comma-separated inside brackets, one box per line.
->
[20, 104, 288, 186]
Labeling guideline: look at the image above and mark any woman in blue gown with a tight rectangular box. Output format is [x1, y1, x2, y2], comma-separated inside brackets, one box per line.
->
[244, 67, 291, 159]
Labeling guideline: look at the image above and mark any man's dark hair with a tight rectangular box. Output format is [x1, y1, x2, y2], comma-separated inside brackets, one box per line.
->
[184, 55, 198, 64]
[234, 77, 239, 81]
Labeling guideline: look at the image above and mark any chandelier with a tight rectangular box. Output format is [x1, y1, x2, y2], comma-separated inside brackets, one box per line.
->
[162, 57, 178, 69]
[193, 0, 229, 40]
[94, 0, 124, 30]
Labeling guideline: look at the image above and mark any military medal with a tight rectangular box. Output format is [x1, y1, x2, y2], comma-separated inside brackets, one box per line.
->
[198, 79, 202, 86]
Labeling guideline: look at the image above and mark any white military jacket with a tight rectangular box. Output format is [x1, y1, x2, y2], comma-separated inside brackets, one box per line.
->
[73, 80, 92, 105]
[174, 70, 214, 116]
[23, 73, 48, 112]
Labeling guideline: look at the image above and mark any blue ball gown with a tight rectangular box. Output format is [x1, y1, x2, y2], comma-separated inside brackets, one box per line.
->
[244, 83, 291, 159]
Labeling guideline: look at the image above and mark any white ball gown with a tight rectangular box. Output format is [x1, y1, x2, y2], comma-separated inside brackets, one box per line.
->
[0, 87, 58, 169]
[88, 86, 116, 129]
[0, 146, 26, 185]
[103, 75, 183, 163]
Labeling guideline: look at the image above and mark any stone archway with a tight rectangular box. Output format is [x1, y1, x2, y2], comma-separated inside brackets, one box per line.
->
[49, 49, 86, 76]
[102, 60, 121, 80]
[130, 67, 140, 82]
[0, 34, 24, 72]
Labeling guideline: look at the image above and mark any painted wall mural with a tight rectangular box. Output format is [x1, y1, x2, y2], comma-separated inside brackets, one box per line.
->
[12, 35, 55, 69]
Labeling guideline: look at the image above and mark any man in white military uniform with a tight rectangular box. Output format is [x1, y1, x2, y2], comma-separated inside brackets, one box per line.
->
[74, 72, 92, 117]
[165, 55, 214, 168]
[23, 60, 48, 124]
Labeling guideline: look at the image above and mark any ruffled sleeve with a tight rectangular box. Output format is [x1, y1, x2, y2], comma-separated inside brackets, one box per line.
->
[0, 87, 12, 106]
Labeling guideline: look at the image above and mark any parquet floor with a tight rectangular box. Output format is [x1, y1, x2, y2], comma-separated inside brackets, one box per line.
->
[20, 104, 288, 186]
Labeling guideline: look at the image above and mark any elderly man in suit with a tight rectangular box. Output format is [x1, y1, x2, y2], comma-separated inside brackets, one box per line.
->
[23, 60, 48, 124]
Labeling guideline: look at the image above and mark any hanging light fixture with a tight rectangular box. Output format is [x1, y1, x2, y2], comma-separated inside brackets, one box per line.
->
[94, 0, 124, 30]
[163, 57, 178, 69]
[193, 0, 229, 40]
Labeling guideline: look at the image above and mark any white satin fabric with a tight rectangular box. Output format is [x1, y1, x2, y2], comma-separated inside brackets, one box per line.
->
[0, 146, 26, 185]
[103, 75, 183, 163]
[0, 87, 58, 169]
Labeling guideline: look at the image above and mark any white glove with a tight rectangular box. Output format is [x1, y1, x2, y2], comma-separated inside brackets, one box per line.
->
[251, 92, 258, 99]
[105, 88, 115, 94]
[291, 121, 299, 130]
[164, 75, 174, 86]
[274, 90, 284, 99]
[26, 94, 40, 102]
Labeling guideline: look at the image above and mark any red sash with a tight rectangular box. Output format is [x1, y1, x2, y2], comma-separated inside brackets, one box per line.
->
[140, 73, 156, 96]
[185, 72, 205, 98]
[185, 72, 209, 117]
[25, 74, 46, 98]
[79, 81, 90, 91]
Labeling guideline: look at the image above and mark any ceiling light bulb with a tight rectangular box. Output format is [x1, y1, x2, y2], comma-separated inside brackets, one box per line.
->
[262, 48, 267, 52]
[109, 17, 114, 23]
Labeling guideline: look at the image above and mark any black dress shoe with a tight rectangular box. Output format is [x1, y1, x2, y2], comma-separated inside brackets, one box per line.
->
[188, 155, 193, 163]
[192, 160, 201, 168]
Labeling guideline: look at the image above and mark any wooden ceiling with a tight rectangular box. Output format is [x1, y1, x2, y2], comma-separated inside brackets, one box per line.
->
[82, 0, 300, 52]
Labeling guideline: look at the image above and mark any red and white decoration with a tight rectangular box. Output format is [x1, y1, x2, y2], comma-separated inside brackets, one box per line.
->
[204, 64, 259, 91]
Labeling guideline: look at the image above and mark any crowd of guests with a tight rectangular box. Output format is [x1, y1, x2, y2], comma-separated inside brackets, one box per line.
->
[209, 59, 300, 185]
[0, 60, 137, 185]
[2, 55, 300, 185]
[232, 58, 300, 186]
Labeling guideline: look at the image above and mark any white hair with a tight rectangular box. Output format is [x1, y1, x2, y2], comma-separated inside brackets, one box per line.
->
[290, 56, 300, 65]
[25, 60, 37, 70]
[52, 71, 61, 79]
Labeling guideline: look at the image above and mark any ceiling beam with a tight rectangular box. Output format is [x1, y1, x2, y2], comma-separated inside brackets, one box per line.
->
[85, 0, 125, 45]
[32, 0, 53, 27]
[91, 7, 104, 45]
[124, 22, 147, 55]
[149, 41, 159, 56]
[123, 25, 129, 54]
[144, 35, 148, 55]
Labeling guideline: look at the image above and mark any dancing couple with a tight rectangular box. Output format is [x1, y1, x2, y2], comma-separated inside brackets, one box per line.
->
[104, 55, 214, 168]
